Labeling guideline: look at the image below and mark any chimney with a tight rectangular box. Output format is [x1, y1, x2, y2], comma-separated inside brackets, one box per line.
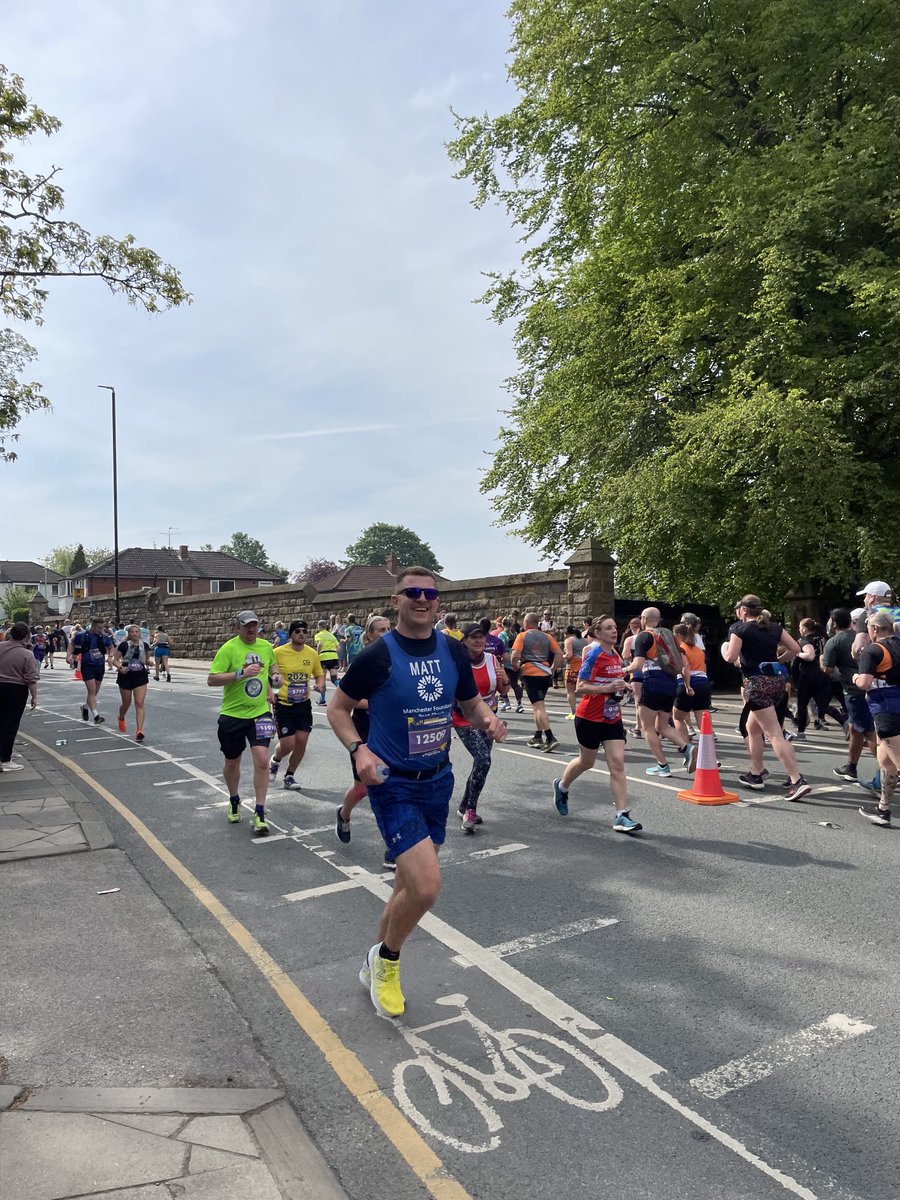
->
[385, 552, 399, 575]
[179, 544, 189, 560]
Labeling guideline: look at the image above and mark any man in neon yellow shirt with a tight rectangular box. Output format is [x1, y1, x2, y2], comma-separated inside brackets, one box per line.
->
[270, 621, 324, 789]
[208, 610, 280, 835]
[314, 620, 341, 702]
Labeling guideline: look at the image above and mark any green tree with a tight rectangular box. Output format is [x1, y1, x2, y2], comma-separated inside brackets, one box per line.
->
[1, 583, 33, 620]
[0, 66, 188, 460]
[43, 545, 110, 576]
[343, 523, 443, 575]
[449, 0, 900, 605]
[69, 544, 88, 575]
[219, 532, 287, 579]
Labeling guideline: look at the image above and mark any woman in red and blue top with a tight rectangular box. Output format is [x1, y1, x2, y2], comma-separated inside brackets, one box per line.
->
[453, 623, 508, 833]
[552, 615, 640, 834]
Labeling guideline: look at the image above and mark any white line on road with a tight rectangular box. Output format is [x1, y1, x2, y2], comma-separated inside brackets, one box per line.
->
[283, 876, 374, 902]
[80, 747, 134, 755]
[689, 1014, 874, 1100]
[468, 842, 528, 860]
[252, 833, 293, 846]
[453, 915, 619, 968]
[154, 778, 207, 787]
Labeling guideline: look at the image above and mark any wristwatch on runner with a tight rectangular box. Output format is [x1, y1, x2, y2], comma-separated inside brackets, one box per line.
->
[348, 741, 364, 756]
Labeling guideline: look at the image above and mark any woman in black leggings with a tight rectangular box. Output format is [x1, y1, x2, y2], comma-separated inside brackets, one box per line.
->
[793, 618, 845, 737]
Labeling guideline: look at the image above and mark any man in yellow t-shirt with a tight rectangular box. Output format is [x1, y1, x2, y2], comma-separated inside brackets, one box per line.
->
[271, 621, 325, 789]
[313, 620, 341, 700]
[442, 613, 463, 640]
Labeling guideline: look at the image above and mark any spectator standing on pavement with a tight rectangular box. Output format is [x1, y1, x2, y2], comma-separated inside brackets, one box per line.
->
[0, 622, 39, 772]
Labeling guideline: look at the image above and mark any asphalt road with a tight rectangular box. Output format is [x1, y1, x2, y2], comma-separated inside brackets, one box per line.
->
[22, 666, 898, 1200]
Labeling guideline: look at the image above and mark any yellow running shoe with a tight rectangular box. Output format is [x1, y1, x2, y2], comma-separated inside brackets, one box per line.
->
[365, 944, 404, 1018]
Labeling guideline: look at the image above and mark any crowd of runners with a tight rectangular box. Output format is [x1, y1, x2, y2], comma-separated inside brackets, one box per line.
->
[2, 571, 898, 1019]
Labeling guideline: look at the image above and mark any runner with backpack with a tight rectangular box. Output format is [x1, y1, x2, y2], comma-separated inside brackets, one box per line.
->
[623, 608, 693, 778]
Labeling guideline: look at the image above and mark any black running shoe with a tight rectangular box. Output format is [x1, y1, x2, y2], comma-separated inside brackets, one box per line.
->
[832, 763, 857, 781]
[81, 705, 89, 722]
[335, 807, 351, 844]
[785, 777, 812, 801]
[858, 804, 891, 827]
[738, 772, 765, 790]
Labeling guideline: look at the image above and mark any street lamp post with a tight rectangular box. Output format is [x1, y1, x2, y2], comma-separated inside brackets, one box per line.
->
[98, 386, 120, 628]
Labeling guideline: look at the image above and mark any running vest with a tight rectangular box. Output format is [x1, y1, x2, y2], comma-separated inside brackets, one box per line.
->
[366, 631, 458, 772]
[865, 637, 900, 717]
[519, 629, 553, 674]
[453, 654, 498, 728]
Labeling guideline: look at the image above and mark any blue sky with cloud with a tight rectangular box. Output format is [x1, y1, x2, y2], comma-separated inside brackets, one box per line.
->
[2, 2, 554, 579]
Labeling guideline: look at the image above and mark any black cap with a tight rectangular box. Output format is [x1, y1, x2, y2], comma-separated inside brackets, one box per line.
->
[461, 623, 485, 638]
[289, 620, 308, 634]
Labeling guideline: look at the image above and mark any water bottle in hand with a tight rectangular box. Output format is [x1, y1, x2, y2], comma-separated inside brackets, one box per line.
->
[375, 765, 390, 782]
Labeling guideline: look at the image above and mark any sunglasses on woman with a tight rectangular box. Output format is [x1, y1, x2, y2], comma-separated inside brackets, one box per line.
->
[398, 586, 440, 601]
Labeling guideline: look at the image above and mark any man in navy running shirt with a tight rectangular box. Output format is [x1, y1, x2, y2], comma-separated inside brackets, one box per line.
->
[328, 567, 507, 1019]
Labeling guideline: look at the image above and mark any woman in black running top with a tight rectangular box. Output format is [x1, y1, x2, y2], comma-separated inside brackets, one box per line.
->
[722, 595, 810, 800]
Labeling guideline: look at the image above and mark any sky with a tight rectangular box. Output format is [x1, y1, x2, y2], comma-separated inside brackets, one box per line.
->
[1, 1, 557, 580]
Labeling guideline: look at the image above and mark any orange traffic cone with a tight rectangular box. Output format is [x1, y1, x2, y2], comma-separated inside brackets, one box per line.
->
[677, 710, 739, 806]
[73, 667, 82, 681]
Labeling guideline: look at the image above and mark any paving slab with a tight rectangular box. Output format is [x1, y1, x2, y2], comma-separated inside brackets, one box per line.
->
[0, 1085, 23, 1109]
[172, 1159, 285, 1200]
[179, 1113, 259, 1156]
[188, 1144, 248, 1172]
[0, 1111, 188, 1200]
[250, 1099, 348, 1200]
[24, 1086, 284, 1114]
[103, 1114, 186, 1136]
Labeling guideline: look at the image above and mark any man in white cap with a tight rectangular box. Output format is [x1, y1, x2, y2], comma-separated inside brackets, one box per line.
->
[852, 582, 900, 657]
[208, 611, 281, 835]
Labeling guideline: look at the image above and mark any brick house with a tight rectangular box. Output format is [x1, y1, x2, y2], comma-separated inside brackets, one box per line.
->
[58, 545, 284, 611]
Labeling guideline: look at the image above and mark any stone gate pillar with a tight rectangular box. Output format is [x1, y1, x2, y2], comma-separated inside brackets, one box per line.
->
[565, 538, 615, 620]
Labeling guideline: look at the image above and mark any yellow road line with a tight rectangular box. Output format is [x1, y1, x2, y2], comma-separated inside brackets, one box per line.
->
[22, 733, 471, 1200]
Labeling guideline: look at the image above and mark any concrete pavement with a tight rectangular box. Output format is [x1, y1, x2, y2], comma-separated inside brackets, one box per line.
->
[0, 741, 346, 1200]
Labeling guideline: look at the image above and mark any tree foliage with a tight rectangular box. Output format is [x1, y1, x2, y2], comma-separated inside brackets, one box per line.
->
[344, 523, 443, 575]
[1, 582, 34, 619]
[294, 557, 341, 584]
[0, 66, 189, 460]
[43, 544, 110, 576]
[218, 531, 286, 579]
[449, 0, 900, 605]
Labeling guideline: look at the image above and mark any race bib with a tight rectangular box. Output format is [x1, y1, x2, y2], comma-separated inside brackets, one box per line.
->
[254, 715, 276, 740]
[287, 682, 308, 703]
[603, 697, 621, 721]
[485, 692, 498, 711]
[128, 660, 144, 672]
[407, 715, 451, 757]
[89, 648, 103, 663]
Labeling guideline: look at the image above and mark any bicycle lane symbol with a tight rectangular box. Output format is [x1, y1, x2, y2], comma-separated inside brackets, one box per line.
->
[391, 992, 624, 1154]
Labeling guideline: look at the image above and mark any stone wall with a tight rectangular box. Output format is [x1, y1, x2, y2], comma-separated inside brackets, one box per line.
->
[66, 539, 617, 660]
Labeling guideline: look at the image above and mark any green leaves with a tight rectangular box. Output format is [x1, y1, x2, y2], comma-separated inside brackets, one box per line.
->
[452, 0, 900, 606]
[344, 524, 443, 575]
[0, 65, 189, 459]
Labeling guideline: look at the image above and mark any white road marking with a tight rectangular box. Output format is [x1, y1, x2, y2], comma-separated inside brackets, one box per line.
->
[690, 1014, 874, 1100]
[452, 915, 619, 969]
[468, 842, 529, 860]
[283, 876, 374, 902]
[495, 744, 686, 794]
[252, 833, 292, 846]
[80, 747, 134, 755]
[154, 778, 206, 787]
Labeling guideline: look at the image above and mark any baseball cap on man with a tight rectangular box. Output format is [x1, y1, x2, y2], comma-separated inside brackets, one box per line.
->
[237, 610, 260, 625]
[856, 581, 891, 598]
[850, 607, 866, 622]
[288, 620, 308, 634]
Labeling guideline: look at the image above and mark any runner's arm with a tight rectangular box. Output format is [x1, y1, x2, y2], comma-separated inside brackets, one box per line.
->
[457, 695, 508, 741]
[778, 629, 802, 659]
[720, 634, 742, 666]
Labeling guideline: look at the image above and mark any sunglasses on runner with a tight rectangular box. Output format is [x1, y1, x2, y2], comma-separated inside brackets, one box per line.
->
[398, 587, 440, 601]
